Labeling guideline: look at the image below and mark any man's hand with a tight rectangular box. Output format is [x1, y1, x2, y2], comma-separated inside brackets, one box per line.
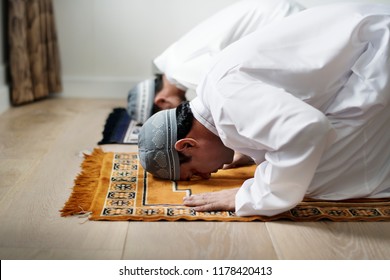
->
[223, 152, 255, 169]
[182, 188, 239, 212]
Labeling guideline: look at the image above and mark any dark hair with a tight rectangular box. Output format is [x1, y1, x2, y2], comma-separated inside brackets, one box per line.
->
[176, 101, 193, 140]
[176, 101, 194, 164]
[154, 74, 163, 93]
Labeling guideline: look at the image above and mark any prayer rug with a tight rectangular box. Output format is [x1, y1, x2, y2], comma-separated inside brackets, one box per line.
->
[98, 108, 140, 145]
[61, 149, 390, 222]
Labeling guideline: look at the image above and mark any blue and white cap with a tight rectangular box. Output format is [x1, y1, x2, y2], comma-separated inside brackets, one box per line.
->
[138, 108, 180, 180]
[127, 79, 155, 124]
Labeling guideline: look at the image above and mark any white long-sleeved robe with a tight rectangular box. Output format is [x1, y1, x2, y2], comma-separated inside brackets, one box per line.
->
[190, 3, 390, 216]
[154, 0, 304, 91]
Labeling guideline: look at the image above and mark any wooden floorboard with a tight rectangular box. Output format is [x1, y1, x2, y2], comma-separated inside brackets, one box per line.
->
[123, 222, 277, 260]
[0, 97, 389, 260]
[267, 221, 390, 259]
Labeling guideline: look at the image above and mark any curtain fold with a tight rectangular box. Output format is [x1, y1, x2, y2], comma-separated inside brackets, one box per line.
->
[8, 0, 62, 105]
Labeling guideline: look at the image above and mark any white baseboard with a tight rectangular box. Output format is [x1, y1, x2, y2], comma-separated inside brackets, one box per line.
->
[61, 76, 149, 99]
[1, 76, 151, 114]
[0, 64, 10, 115]
[0, 85, 10, 115]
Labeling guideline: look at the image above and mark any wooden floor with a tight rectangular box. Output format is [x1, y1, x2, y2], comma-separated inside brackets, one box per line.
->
[1, 97, 390, 260]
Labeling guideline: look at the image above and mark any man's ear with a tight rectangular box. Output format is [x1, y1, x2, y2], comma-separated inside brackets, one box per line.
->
[174, 138, 198, 153]
[154, 94, 167, 108]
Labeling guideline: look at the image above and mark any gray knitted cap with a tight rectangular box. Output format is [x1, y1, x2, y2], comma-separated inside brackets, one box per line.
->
[138, 108, 180, 180]
[127, 79, 155, 124]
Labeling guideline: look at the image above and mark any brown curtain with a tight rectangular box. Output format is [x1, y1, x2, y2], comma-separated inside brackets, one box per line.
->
[8, 0, 62, 105]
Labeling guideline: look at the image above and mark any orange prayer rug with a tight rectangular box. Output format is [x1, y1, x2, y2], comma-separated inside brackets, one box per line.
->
[61, 149, 390, 221]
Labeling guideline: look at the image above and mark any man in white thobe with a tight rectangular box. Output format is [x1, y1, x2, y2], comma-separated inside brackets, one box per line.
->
[138, 2, 390, 216]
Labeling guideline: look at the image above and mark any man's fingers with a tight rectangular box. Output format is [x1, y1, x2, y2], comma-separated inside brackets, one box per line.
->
[193, 203, 219, 212]
[183, 193, 209, 206]
[183, 196, 232, 212]
[183, 189, 238, 212]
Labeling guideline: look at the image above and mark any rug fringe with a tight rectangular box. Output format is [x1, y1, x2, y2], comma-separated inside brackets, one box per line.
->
[60, 148, 105, 217]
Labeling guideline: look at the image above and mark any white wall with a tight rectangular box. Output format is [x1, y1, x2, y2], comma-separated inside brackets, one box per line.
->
[54, 0, 238, 98]
[53, 0, 390, 98]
